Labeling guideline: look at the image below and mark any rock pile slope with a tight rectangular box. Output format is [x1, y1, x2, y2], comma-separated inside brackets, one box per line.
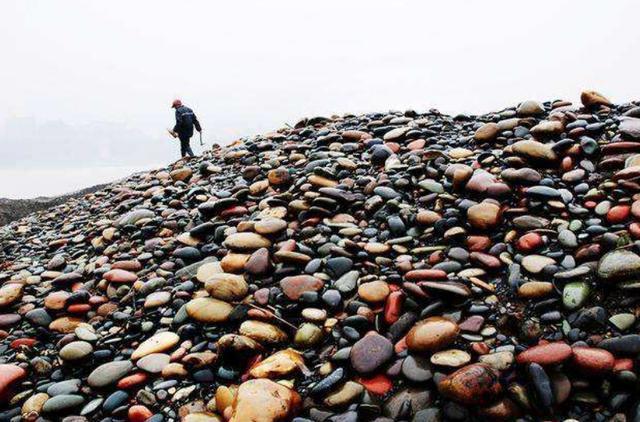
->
[3, 91, 640, 421]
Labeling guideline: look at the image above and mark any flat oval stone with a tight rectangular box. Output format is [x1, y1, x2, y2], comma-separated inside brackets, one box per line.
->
[103, 269, 138, 283]
[230, 379, 300, 422]
[597, 250, 640, 282]
[467, 202, 501, 230]
[430, 349, 471, 368]
[438, 364, 502, 405]
[516, 342, 572, 366]
[205, 273, 248, 301]
[280, 275, 324, 301]
[406, 317, 460, 352]
[0, 283, 23, 308]
[136, 353, 170, 373]
[143, 291, 171, 308]
[254, 218, 287, 235]
[47, 379, 81, 396]
[239, 320, 288, 344]
[42, 394, 84, 413]
[350, 332, 393, 374]
[87, 360, 133, 388]
[521, 255, 555, 274]
[186, 298, 233, 323]
[49, 317, 83, 334]
[518, 281, 553, 298]
[196, 261, 223, 282]
[116, 209, 154, 226]
[223, 233, 271, 251]
[131, 331, 180, 360]
[598, 335, 640, 355]
[357, 280, 390, 303]
[571, 347, 614, 374]
[323, 381, 363, 408]
[59, 341, 93, 361]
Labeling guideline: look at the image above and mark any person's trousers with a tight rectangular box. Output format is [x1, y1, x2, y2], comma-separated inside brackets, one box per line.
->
[178, 134, 194, 157]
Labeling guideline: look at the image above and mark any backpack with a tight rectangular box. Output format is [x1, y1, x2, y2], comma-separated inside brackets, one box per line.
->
[177, 107, 194, 129]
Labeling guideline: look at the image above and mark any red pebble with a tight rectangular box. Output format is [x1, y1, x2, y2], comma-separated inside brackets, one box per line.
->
[0, 364, 26, 402]
[571, 347, 615, 375]
[607, 205, 631, 224]
[384, 291, 404, 325]
[103, 269, 137, 283]
[128, 405, 154, 422]
[466, 236, 491, 251]
[428, 250, 444, 265]
[516, 342, 572, 366]
[469, 252, 501, 269]
[220, 205, 248, 218]
[356, 374, 393, 395]
[407, 139, 426, 150]
[67, 304, 91, 314]
[404, 269, 448, 281]
[630, 223, 640, 239]
[516, 232, 543, 252]
[117, 372, 148, 389]
[247, 308, 272, 319]
[10, 338, 37, 349]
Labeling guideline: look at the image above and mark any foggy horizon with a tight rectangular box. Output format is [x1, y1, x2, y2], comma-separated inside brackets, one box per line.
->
[2, 0, 640, 197]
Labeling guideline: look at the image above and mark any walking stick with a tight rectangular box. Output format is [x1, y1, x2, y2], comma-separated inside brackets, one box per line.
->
[199, 131, 204, 146]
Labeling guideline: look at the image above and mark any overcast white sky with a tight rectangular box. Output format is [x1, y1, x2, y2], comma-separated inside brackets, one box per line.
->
[1, 0, 639, 197]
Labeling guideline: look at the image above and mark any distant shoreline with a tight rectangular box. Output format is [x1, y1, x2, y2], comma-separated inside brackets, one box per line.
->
[0, 164, 161, 199]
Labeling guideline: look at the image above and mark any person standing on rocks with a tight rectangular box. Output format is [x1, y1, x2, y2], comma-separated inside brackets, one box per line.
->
[170, 99, 202, 158]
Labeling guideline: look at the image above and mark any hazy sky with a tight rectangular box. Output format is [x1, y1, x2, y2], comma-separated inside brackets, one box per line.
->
[1, 0, 639, 197]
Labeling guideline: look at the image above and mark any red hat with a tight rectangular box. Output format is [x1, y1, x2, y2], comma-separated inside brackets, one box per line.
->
[171, 99, 182, 108]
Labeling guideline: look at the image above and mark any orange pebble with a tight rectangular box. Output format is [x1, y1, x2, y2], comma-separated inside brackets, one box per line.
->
[516, 232, 543, 252]
[607, 205, 631, 224]
[356, 374, 393, 395]
[67, 304, 91, 314]
[128, 405, 153, 422]
[384, 291, 403, 325]
[10, 338, 37, 349]
[117, 372, 149, 389]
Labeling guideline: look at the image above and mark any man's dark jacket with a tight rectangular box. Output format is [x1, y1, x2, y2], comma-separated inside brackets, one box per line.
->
[173, 105, 201, 138]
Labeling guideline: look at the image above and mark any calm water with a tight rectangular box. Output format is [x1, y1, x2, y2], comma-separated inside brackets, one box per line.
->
[0, 165, 161, 199]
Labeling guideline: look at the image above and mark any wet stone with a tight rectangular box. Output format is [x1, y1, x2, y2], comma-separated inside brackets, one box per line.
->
[42, 394, 85, 413]
[87, 360, 133, 388]
[350, 332, 393, 374]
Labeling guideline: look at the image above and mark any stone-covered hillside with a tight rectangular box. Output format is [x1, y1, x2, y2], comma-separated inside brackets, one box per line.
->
[2, 91, 640, 421]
